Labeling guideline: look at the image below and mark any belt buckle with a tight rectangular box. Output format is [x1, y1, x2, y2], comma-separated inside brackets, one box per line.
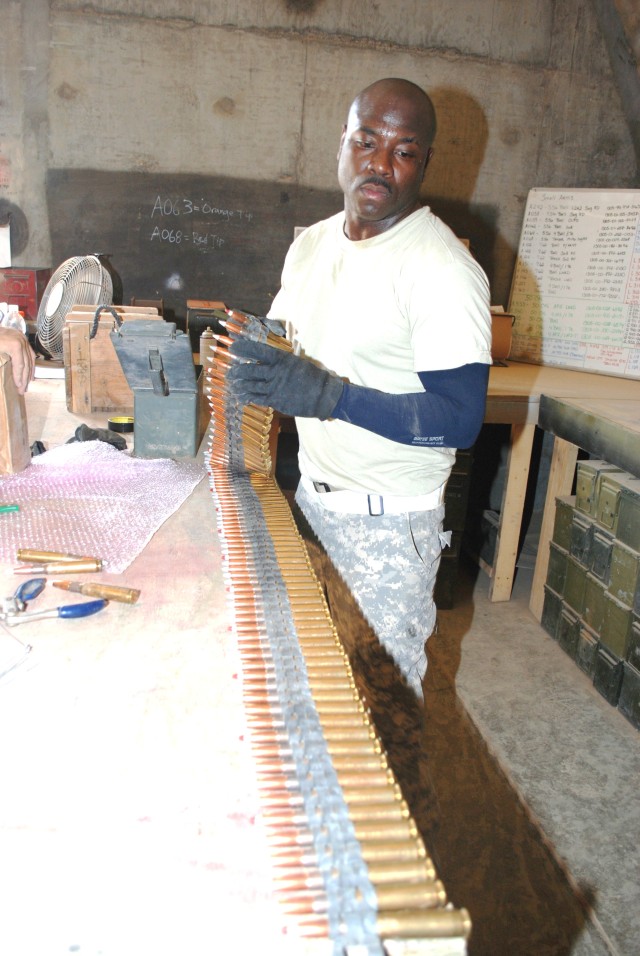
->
[367, 494, 384, 516]
[313, 481, 332, 494]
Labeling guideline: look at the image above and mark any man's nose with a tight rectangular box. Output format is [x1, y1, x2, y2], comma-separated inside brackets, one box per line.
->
[368, 148, 393, 176]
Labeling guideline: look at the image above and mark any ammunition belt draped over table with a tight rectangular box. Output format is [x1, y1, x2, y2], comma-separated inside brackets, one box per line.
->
[203, 316, 471, 954]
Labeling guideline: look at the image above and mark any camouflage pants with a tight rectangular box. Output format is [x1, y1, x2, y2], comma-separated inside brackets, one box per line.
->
[295, 481, 447, 701]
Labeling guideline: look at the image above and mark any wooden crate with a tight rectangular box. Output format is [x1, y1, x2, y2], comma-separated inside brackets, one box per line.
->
[0, 352, 30, 474]
[62, 305, 161, 415]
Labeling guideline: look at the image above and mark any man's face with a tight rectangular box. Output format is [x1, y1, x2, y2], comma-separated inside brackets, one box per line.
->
[337, 89, 433, 240]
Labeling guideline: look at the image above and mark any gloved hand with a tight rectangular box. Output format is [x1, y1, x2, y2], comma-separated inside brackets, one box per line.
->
[225, 308, 286, 343]
[227, 337, 344, 419]
[66, 423, 127, 450]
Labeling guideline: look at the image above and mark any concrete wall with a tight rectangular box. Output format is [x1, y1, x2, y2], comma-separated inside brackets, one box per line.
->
[1, 0, 637, 308]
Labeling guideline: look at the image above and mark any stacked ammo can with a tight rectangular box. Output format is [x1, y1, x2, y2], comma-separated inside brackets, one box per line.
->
[542, 459, 640, 730]
[434, 450, 473, 609]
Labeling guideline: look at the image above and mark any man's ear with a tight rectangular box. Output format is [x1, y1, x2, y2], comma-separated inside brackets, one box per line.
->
[337, 124, 347, 162]
[422, 146, 434, 179]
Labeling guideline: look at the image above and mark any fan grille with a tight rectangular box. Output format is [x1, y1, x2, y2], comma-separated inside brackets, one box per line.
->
[37, 255, 113, 360]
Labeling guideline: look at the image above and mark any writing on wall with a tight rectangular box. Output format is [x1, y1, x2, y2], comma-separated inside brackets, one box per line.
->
[509, 188, 640, 378]
[149, 195, 254, 252]
[47, 170, 342, 319]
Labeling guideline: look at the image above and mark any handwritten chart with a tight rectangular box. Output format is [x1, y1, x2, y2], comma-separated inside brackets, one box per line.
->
[508, 188, 640, 378]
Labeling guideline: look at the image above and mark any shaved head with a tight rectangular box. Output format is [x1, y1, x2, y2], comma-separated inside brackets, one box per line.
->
[347, 78, 437, 147]
[337, 77, 437, 239]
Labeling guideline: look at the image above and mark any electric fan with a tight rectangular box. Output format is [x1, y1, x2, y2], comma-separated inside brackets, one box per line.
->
[36, 255, 113, 360]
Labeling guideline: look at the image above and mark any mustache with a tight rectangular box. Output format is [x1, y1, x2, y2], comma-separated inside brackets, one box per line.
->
[360, 176, 391, 193]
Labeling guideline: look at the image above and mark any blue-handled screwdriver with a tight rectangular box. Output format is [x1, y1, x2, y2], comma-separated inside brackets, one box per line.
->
[3, 599, 108, 626]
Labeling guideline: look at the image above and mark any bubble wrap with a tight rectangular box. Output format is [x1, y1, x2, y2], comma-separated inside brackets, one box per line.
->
[0, 441, 205, 572]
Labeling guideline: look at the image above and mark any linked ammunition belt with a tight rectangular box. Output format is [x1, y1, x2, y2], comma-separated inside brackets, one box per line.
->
[203, 314, 471, 954]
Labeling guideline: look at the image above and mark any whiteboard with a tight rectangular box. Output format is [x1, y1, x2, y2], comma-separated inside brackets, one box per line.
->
[508, 188, 640, 378]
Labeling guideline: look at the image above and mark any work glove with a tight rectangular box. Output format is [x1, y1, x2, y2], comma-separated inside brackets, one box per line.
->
[224, 308, 286, 343]
[66, 423, 128, 450]
[227, 336, 344, 419]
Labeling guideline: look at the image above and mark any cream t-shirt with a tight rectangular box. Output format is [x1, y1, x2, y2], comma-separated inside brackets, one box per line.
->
[269, 207, 492, 496]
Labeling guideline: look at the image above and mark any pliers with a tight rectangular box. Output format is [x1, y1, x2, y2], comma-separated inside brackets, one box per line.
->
[2, 577, 47, 617]
[0, 578, 108, 627]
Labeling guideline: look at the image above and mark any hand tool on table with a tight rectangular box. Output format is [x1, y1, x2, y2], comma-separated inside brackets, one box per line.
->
[0, 578, 108, 627]
[3, 600, 108, 626]
[52, 581, 141, 604]
[0, 579, 45, 676]
[2, 577, 46, 618]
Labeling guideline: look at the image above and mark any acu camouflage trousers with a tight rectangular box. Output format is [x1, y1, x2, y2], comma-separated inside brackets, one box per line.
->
[295, 481, 448, 702]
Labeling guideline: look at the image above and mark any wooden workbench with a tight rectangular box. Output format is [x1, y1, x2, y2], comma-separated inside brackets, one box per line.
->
[2, 379, 470, 955]
[0, 380, 293, 955]
[484, 362, 640, 602]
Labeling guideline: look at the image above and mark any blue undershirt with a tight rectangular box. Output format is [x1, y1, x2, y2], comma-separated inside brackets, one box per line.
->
[330, 363, 489, 448]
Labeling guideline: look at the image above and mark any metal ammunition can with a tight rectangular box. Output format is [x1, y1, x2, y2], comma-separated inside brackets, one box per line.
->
[541, 585, 563, 640]
[569, 512, 593, 568]
[563, 554, 587, 615]
[583, 572, 606, 634]
[616, 476, 640, 551]
[618, 662, 640, 730]
[590, 529, 614, 584]
[552, 495, 576, 551]
[627, 621, 640, 673]
[595, 471, 634, 533]
[576, 625, 599, 678]
[443, 470, 471, 532]
[601, 591, 633, 659]
[575, 460, 621, 518]
[546, 543, 568, 595]
[593, 646, 624, 706]
[557, 607, 580, 660]
[609, 540, 640, 608]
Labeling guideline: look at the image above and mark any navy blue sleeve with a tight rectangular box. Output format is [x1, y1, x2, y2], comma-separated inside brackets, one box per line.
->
[330, 363, 489, 448]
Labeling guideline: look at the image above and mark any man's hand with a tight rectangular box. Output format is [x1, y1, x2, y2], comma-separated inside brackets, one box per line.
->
[224, 308, 286, 343]
[0, 328, 36, 395]
[227, 337, 344, 419]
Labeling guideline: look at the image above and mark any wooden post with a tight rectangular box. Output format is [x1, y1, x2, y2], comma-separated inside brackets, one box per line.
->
[529, 436, 579, 621]
[489, 422, 536, 602]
